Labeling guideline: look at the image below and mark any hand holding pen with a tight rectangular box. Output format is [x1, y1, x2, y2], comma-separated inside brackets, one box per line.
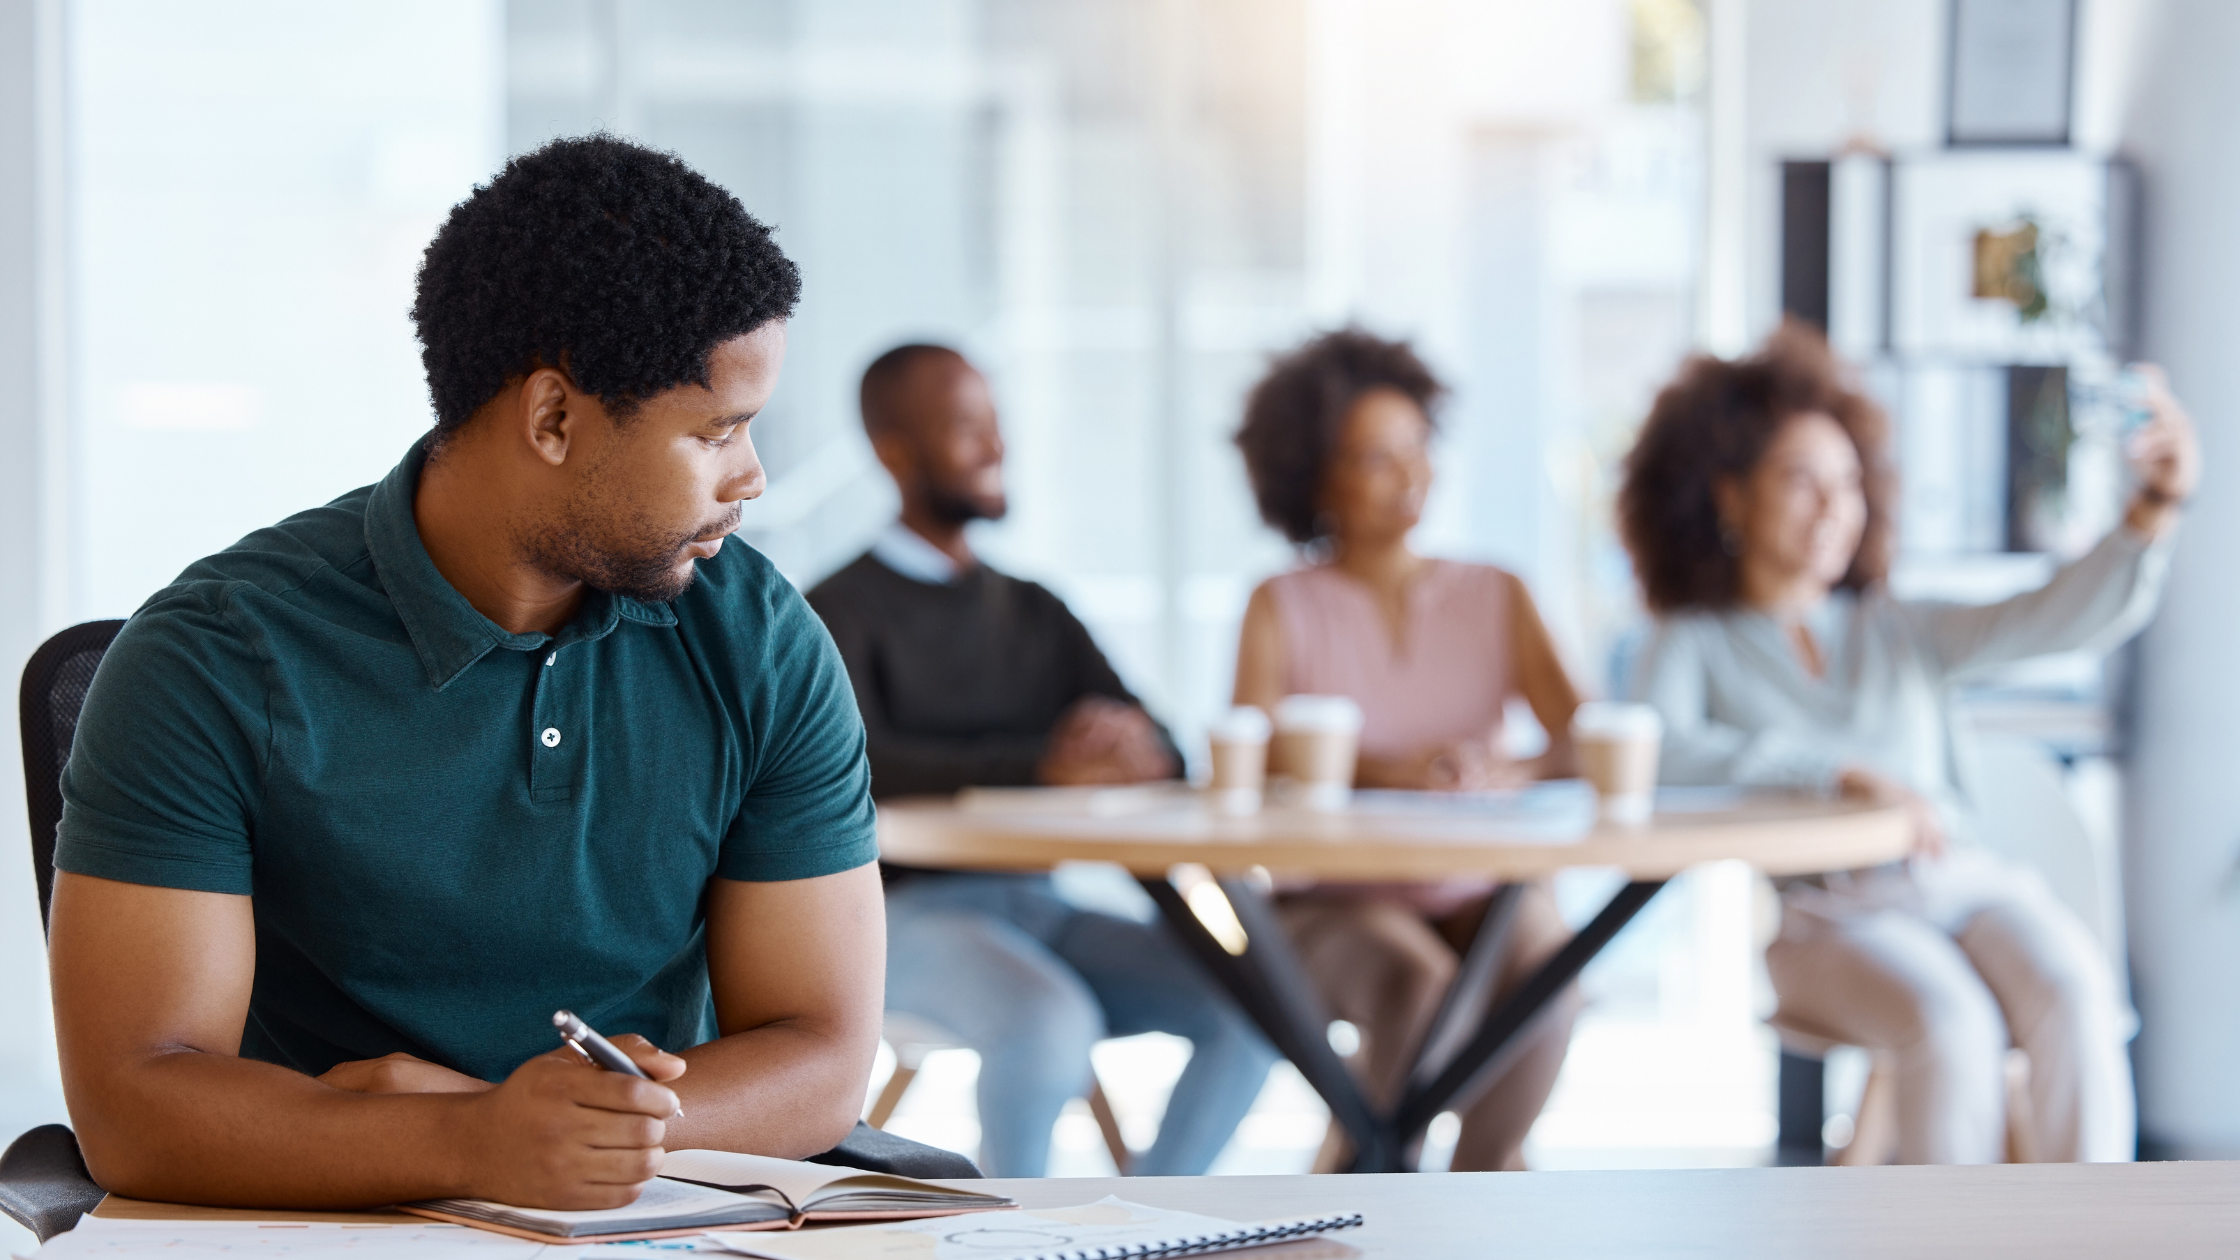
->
[453, 1011, 688, 1209]
[555, 1010, 686, 1118]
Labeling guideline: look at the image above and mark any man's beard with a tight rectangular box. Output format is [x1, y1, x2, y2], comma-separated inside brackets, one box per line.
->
[520, 500, 740, 605]
[920, 478, 1007, 527]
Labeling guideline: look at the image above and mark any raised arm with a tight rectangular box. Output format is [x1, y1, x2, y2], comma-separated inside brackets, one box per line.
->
[1905, 369, 2195, 677]
[659, 866, 884, 1156]
[49, 873, 679, 1209]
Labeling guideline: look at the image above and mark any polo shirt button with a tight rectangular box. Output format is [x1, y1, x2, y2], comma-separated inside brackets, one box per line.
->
[541, 727, 562, 748]
[545, 653, 556, 667]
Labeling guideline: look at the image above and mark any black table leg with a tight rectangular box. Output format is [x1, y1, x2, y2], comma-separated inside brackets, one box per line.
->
[1776, 1050, 1829, 1166]
[1391, 880, 1666, 1147]
[1142, 872, 1669, 1174]
[1139, 875, 1400, 1171]
[1409, 884, 1526, 1092]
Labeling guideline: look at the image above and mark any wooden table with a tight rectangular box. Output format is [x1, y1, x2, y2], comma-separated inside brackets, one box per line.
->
[880, 785, 1910, 1173]
[94, 1161, 2240, 1257]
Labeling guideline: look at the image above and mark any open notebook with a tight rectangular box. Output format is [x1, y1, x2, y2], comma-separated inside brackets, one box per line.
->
[401, 1148, 1015, 1243]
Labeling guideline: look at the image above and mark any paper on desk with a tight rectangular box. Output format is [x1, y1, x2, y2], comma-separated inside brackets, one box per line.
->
[1346, 782, 1595, 842]
[37, 1217, 544, 1260]
[695, 1197, 1360, 1260]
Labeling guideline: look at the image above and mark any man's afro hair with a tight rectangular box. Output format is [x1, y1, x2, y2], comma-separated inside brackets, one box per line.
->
[411, 134, 801, 434]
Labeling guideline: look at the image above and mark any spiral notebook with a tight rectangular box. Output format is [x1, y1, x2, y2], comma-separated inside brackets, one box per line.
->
[695, 1196, 1364, 1260]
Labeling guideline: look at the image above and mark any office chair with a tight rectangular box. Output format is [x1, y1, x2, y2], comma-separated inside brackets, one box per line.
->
[871, 1011, 1135, 1173]
[5, 621, 974, 1243]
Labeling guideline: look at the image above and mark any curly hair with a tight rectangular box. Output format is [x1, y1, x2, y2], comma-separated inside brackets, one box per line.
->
[411, 134, 801, 435]
[1617, 320, 1896, 613]
[1235, 328, 1445, 545]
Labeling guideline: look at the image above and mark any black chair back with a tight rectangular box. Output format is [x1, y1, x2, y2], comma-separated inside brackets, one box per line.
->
[17, 620, 126, 932]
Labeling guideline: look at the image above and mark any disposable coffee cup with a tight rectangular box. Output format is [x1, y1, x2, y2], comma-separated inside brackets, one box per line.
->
[1206, 706, 1273, 816]
[1270, 694, 1364, 812]
[1572, 701, 1663, 826]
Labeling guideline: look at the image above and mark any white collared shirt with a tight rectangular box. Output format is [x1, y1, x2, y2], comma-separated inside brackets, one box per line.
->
[869, 521, 963, 585]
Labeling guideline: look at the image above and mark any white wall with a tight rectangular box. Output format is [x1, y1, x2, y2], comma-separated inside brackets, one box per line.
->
[0, 0, 505, 1166]
[2117, 0, 2240, 1160]
[66, 0, 504, 621]
[0, 0, 68, 1151]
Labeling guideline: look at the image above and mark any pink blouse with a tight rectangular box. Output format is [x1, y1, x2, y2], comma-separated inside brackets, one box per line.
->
[1265, 559, 1517, 761]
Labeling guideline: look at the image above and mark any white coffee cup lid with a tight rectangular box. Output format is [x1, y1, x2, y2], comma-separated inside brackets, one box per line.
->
[1210, 705, 1273, 742]
[1571, 701, 1663, 740]
[1274, 693, 1365, 734]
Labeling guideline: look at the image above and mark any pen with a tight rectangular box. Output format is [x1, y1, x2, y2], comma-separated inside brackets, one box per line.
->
[553, 1009, 684, 1118]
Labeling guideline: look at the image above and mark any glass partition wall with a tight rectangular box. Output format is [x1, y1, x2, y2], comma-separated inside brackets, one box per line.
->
[507, 0, 1314, 737]
[503, 0, 1706, 757]
[498, 0, 1722, 1172]
[44, 0, 1728, 1175]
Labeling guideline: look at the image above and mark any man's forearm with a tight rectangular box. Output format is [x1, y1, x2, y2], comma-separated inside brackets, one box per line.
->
[69, 1050, 478, 1208]
[665, 1020, 874, 1157]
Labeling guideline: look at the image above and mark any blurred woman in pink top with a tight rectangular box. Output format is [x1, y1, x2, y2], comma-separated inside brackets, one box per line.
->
[1231, 329, 1584, 1171]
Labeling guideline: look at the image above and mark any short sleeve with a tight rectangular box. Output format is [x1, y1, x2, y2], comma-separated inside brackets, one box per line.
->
[718, 582, 879, 882]
[54, 590, 269, 895]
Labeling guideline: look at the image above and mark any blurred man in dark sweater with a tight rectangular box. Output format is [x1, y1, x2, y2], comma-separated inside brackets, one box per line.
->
[808, 345, 1273, 1177]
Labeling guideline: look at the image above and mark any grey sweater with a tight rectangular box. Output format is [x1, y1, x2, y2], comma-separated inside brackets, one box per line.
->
[1628, 527, 2173, 843]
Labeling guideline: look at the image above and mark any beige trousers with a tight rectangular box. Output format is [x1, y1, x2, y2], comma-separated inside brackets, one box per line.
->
[1767, 850, 2135, 1165]
[1280, 881, 1580, 1171]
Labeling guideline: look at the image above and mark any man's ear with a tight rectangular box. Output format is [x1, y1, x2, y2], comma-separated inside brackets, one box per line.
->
[868, 429, 916, 484]
[520, 367, 577, 467]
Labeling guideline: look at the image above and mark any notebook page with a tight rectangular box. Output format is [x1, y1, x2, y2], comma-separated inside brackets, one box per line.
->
[658, 1151, 866, 1207]
[418, 1176, 771, 1229]
[658, 1151, 998, 1210]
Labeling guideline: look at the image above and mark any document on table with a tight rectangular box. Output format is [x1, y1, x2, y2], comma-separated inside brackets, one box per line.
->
[1347, 781, 1596, 841]
[696, 1197, 1363, 1260]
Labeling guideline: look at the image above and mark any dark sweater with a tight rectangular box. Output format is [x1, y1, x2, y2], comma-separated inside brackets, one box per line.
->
[806, 552, 1176, 800]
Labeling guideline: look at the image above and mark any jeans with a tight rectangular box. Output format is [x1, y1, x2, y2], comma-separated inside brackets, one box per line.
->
[884, 872, 1278, 1177]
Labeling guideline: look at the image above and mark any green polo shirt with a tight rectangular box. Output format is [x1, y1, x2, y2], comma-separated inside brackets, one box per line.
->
[54, 438, 878, 1083]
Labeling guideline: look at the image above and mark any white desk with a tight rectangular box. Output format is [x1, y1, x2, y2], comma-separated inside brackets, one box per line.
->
[97, 1162, 2240, 1258]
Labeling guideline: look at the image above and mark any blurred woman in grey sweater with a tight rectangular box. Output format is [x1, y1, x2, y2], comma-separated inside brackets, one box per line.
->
[1620, 324, 2198, 1164]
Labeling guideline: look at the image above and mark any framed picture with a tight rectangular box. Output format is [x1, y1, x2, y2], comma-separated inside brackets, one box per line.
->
[1946, 0, 2077, 147]
[1890, 152, 2127, 361]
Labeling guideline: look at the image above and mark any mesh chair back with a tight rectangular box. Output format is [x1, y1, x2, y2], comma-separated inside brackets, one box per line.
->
[17, 620, 126, 932]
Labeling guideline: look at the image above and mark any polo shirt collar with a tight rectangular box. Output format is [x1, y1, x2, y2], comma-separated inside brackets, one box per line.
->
[364, 436, 679, 692]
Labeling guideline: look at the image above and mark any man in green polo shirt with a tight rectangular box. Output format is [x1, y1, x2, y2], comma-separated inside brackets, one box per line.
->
[46, 136, 884, 1210]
